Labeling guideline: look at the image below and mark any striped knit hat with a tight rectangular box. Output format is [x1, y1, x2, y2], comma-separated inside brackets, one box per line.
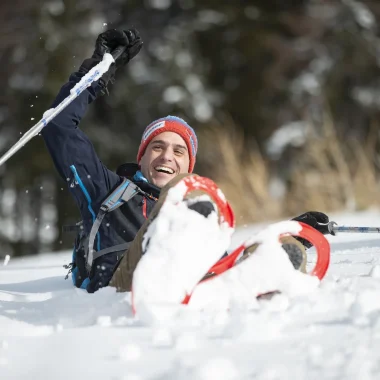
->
[137, 116, 198, 173]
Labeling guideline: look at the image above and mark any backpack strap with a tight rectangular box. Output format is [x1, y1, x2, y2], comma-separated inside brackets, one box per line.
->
[92, 242, 131, 261]
[86, 178, 139, 272]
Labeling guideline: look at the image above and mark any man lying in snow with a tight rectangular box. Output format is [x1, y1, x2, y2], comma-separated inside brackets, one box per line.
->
[41, 29, 334, 296]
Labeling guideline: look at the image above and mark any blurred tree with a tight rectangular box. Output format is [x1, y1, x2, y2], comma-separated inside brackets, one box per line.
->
[1, 0, 380, 256]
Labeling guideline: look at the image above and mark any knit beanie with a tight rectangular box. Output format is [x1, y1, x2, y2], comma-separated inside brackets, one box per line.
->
[137, 116, 198, 173]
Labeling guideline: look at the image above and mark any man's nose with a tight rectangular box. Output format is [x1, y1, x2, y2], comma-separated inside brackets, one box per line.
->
[160, 148, 174, 161]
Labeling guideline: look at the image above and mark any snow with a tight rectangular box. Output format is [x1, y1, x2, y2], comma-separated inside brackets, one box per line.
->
[1, 210, 380, 379]
[188, 220, 319, 310]
[134, 185, 233, 321]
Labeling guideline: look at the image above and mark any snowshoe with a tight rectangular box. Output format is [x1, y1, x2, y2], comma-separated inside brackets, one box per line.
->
[131, 175, 235, 316]
[131, 175, 331, 316]
[184, 220, 330, 307]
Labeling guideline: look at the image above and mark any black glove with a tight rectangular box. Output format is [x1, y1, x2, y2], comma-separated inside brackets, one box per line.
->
[79, 29, 143, 94]
[92, 29, 143, 67]
[292, 211, 334, 249]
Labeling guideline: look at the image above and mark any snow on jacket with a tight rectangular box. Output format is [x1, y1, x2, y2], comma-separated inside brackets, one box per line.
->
[41, 70, 159, 293]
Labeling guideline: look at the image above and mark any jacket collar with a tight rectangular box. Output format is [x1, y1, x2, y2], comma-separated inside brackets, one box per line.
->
[116, 163, 160, 199]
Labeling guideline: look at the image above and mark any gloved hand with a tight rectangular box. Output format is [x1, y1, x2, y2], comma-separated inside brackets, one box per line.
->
[292, 211, 334, 249]
[79, 28, 143, 94]
[92, 29, 143, 67]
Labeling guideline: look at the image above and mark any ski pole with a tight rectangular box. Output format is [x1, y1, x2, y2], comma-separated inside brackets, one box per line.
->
[328, 221, 380, 234]
[0, 45, 127, 167]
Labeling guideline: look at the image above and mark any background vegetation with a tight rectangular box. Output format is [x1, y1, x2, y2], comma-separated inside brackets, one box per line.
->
[1, 0, 380, 257]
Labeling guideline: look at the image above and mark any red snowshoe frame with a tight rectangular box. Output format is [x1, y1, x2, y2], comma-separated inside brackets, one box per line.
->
[180, 175, 235, 228]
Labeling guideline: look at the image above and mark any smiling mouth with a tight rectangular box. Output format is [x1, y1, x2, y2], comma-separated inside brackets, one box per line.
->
[154, 165, 175, 175]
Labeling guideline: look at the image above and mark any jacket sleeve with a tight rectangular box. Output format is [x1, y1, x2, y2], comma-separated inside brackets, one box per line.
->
[41, 70, 121, 213]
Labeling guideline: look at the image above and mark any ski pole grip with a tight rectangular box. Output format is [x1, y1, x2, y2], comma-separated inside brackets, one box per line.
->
[111, 45, 128, 61]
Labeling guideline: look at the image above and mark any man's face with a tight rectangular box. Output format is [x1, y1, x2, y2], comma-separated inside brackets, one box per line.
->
[139, 131, 190, 188]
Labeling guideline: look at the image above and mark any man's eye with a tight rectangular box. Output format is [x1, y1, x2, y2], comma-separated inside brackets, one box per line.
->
[153, 146, 162, 151]
[175, 150, 184, 156]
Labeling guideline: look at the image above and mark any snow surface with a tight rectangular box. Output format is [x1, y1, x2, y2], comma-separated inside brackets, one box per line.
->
[1, 209, 380, 379]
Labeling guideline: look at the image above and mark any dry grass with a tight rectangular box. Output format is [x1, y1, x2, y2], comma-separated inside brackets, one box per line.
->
[199, 115, 380, 224]
[198, 119, 282, 224]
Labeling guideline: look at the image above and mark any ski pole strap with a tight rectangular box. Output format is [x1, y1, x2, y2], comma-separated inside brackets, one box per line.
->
[86, 178, 139, 272]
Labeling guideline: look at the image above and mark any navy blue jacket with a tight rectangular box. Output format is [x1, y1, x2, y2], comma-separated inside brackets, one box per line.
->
[42, 70, 158, 292]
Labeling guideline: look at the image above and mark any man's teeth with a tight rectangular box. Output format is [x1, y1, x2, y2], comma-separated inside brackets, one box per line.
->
[155, 166, 174, 174]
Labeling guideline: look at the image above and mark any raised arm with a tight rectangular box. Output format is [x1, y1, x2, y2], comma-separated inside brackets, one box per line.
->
[41, 29, 143, 211]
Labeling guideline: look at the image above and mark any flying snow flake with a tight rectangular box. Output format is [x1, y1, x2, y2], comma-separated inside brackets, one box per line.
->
[31, 118, 35, 121]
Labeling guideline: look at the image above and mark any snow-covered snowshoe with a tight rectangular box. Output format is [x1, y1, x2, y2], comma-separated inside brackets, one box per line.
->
[131, 175, 235, 317]
[184, 220, 330, 307]
[131, 175, 331, 316]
